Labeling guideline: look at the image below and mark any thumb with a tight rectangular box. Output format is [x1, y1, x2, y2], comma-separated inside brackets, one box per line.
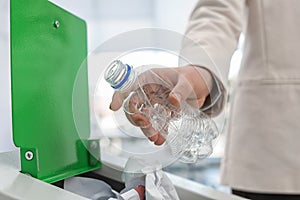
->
[168, 77, 193, 106]
[109, 92, 122, 111]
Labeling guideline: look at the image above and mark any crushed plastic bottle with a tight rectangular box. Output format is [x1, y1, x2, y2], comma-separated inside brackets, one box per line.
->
[104, 60, 219, 163]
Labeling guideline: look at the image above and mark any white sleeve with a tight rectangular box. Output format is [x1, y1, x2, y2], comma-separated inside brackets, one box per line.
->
[181, 0, 246, 115]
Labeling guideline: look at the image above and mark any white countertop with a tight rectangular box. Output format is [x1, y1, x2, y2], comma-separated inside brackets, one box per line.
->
[0, 150, 245, 200]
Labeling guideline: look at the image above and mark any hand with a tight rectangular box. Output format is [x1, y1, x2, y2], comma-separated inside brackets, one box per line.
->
[109, 65, 213, 145]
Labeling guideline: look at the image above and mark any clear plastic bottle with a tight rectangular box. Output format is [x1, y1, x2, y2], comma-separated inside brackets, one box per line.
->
[104, 60, 219, 163]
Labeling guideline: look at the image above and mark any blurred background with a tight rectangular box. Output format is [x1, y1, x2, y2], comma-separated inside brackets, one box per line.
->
[0, 0, 243, 193]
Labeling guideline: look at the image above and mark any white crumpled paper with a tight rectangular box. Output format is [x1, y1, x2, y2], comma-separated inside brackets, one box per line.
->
[122, 156, 180, 200]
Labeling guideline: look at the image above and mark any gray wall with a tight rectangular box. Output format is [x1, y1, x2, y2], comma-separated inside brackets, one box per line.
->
[0, 0, 15, 152]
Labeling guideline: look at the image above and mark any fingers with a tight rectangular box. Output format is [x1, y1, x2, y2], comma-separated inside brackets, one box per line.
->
[157, 135, 166, 145]
[125, 112, 151, 128]
[141, 126, 166, 145]
[124, 105, 166, 145]
[109, 92, 123, 111]
[126, 113, 166, 145]
[150, 133, 166, 145]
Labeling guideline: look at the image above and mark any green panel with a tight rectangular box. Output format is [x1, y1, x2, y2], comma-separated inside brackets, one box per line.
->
[11, 0, 101, 183]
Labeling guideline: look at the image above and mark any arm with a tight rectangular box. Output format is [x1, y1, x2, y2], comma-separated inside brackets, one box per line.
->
[181, 0, 246, 116]
[109, 1, 246, 144]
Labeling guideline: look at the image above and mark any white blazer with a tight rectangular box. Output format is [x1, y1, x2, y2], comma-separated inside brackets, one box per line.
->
[184, 0, 300, 193]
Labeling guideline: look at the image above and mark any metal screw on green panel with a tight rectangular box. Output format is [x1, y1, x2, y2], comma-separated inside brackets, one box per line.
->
[25, 151, 34, 161]
[54, 20, 60, 28]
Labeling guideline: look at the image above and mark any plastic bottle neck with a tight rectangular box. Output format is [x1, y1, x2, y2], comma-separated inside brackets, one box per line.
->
[104, 60, 136, 92]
